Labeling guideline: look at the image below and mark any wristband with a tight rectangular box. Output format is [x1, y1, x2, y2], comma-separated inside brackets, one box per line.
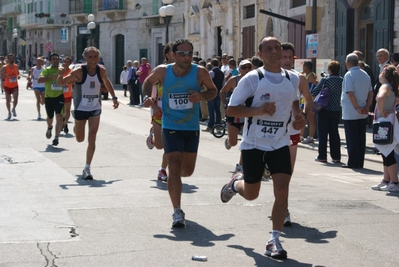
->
[112, 96, 118, 101]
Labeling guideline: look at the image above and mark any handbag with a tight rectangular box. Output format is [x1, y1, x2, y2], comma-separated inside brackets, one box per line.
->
[312, 81, 329, 113]
[373, 121, 393, 144]
[372, 98, 395, 145]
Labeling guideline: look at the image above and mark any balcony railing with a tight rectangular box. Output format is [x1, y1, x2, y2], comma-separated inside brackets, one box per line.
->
[38, 15, 72, 28]
[98, 0, 126, 12]
[1, 1, 22, 16]
[18, 13, 38, 27]
[69, 0, 93, 15]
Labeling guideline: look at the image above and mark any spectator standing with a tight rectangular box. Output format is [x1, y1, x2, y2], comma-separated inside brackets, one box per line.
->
[0, 55, 6, 94]
[372, 49, 391, 111]
[301, 61, 318, 144]
[204, 59, 223, 131]
[120, 66, 129, 97]
[136, 57, 151, 105]
[371, 64, 399, 192]
[311, 61, 343, 163]
[341, 53, 373, 169]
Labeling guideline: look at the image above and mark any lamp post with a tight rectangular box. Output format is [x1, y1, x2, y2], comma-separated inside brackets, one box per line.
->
[87, 14, 96, 47]
[159, 0, 175, 44]
[12, 28, 18, 55]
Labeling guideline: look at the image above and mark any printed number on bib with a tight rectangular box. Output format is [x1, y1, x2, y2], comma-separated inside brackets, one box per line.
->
[82, 94, 99, 106]
[63, 86, 69, 93]
[9, 77, 17, 83]
[255, 119, 284, 140]
[51, 82, 63, 90]
[169, 93, 193, 110]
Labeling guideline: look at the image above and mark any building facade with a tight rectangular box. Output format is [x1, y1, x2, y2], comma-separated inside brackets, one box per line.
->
[1, 0, 398, 82]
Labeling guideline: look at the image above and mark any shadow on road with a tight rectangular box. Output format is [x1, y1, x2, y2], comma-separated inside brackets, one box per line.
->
[59, 177, 122, 189]
[150, 180, 199, 194]
[281, 222, 337, 244]
[42, 145, 68, 153]
[227, 244, 317, 267]
[153, 220, 234, 247]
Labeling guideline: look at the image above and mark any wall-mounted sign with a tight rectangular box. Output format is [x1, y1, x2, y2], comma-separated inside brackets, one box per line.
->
[79, 27, 91, 35]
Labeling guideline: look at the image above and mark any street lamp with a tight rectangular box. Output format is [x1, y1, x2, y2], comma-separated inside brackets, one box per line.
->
[159, 0, 175, 44]
[87, 14, 96, 47]
[12, 28, 18, 55]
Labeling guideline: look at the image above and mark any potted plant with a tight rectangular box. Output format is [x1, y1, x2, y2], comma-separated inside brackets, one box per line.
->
[47, 18, 54, 24]
[60, 13, 67, 17]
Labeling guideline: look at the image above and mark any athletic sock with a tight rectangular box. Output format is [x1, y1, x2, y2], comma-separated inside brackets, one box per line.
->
[84, 164, 90, 170]
[269, 230, 280, 241]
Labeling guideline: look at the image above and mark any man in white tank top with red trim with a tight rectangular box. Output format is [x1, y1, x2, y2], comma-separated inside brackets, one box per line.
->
[57, 47, 119, 180]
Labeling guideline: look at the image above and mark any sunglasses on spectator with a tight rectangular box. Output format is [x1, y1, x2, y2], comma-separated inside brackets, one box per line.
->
[240, 65, 252, 70]
[175, 51, 193, 57]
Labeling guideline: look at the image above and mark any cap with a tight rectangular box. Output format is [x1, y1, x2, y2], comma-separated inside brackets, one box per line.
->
[239, 59, 252, 67]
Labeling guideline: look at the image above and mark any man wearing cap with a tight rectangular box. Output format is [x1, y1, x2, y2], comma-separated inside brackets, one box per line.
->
[220, 59, 252, 172]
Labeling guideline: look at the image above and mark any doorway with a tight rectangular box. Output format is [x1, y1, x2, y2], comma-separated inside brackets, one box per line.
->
[114, 34, 125, 84]
[359, 23, 373, 66]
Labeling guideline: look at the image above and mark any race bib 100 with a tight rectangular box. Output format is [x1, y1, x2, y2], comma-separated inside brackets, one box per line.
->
[168, 93, 193, 110]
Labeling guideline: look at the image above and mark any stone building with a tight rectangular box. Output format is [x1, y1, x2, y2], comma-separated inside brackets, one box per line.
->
[0, 0, 397, 82]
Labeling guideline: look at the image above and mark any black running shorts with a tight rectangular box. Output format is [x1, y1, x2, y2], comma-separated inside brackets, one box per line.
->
[45, 94, 64, 119]
[242, 146, 291, 184]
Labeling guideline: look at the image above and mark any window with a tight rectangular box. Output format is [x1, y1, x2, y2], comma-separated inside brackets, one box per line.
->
[244, 4, 255, 19]
[292, 0, 306, 8]
[47, 0, 50, 14]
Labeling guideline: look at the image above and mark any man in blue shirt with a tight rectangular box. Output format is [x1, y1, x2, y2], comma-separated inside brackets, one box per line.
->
[341, 53, 373, 169]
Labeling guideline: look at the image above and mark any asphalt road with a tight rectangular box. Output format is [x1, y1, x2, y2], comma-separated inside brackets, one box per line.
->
[0, 77, 398, 267]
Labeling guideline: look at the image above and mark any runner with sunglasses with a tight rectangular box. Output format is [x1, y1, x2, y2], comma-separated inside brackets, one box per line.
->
[142, 39, 217, 228]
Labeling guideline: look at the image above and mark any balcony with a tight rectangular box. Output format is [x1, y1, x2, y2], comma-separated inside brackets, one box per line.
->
[18, 13, 38, 29]
[1, 1, 22, 16]
[97, 0, 126, 19]
[38, 15, 72, 29]
[69, 0, 92, 21]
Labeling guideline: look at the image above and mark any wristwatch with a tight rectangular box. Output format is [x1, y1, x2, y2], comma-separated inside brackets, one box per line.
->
[112, 96, 118, 101]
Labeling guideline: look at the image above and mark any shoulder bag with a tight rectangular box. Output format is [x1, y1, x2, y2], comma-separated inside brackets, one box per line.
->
[372, 99, 395, 145]
[312, 79, 329, 113]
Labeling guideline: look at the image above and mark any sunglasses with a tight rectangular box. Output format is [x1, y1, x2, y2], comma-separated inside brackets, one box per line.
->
[240, 65, 252, 70]
[175, 51, 193, 57]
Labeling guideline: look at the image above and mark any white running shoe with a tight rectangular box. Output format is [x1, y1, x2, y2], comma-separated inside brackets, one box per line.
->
[371, 180, 389, 191]
[6, 112, 11, 120]
[301, 136, 314, 144]
[264, 238, 287, 259]
[284, 211, 292, 226]
[225, 139, 232, 150]
[220, 172, 242, 203]
[380, 182, 399, 192]
[82, 168, 93, 180]
[146, 127, 154, 149]
[172, 208, 185, 228]
[157, 169, 168, 182]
